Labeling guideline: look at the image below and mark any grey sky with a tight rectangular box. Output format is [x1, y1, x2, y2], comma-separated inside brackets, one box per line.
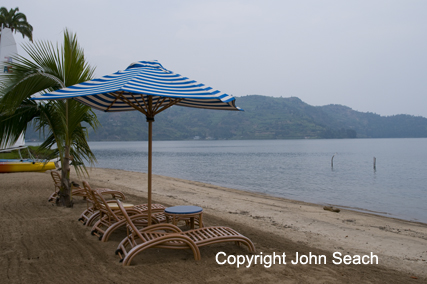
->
[4, 0, 427, 117]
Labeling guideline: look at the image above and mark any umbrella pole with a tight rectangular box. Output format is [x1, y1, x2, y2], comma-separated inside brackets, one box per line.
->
[147, 118, 153, 226]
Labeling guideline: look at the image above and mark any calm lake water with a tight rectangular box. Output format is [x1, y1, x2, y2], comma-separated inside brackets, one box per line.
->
[86, 138, 427, 224]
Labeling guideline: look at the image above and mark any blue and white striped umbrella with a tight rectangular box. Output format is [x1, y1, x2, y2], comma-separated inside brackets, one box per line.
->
[33, 60, 241, 225]
[32, 60, 241, 116]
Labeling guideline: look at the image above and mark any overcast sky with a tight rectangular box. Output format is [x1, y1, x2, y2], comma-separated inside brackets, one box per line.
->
[4, 0, 427, 117]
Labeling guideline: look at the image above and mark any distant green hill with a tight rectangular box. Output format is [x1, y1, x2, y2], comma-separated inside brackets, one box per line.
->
[25, 95, 427, 141]
[318, 104, 427, 138]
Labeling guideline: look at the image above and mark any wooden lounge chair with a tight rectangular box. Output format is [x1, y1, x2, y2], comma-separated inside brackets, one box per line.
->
[78, 181, 127, 227]
[114, 199, 256, 266]
[79, 183, 163, 227]
[48, 171, 86, 203]
[84, 181, 166, 242]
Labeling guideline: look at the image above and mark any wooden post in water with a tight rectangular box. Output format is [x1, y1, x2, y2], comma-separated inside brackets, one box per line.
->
[373, 157, 376, 170]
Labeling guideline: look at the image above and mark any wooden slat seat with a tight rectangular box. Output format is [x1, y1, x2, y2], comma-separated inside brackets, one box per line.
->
[107, 202, 134, 209]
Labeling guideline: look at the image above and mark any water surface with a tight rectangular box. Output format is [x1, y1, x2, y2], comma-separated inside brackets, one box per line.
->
[88, 138, 427, 223]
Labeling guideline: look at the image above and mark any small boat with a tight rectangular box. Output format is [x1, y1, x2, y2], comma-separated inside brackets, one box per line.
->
[0, 146, 56, 173]
[1, 31, 55, 173]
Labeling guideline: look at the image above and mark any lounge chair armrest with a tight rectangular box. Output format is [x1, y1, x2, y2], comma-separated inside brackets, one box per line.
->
[98, 188, 126, 200]
[117, 208, 141, 216]
[127, 213, 162, 224]
[140, 223, 182, 233]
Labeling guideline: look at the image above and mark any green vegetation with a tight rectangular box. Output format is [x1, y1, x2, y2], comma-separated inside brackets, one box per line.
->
[0, 146, 55, 160]
[0, 30, 98, 207]
[319, 104, 427, 138]
[51, 95, 426, 142]
[28, 145, 56, 160]
[0, 7, 33, 41]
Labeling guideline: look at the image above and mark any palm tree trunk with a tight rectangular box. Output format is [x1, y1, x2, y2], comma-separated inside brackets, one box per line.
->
[59, 144, 73, 207]
[59, 100, 73, 207]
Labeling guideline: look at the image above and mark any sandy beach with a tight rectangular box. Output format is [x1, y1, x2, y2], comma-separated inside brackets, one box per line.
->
[1, 168, 426, 283]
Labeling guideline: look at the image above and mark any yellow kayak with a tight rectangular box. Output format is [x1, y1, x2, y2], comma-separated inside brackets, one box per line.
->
[0, 159, 56, 173]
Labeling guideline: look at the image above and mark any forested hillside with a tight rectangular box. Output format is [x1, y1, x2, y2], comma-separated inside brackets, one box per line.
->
[24, 95, 427, 141]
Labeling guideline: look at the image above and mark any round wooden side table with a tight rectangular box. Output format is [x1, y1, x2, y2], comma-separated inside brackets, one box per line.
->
[164, 205, 203, 229]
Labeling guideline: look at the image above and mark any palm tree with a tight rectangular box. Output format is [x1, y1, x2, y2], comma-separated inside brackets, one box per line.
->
[0, 29, 98, 207]
[0, 7, 33, 41]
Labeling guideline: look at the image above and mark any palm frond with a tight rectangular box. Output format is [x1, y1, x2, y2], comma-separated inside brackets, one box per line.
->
[0, 29, 99, 178]
[0, 99, 39, 148]
[0, 7, 33, 41]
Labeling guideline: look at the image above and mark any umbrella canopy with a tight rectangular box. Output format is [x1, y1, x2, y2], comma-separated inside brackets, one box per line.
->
[33, 60, 240, 114]
[33, 60, 241, 224]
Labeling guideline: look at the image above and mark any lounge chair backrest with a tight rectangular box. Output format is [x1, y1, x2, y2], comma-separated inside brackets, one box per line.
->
[82, 181, 119, 221]
[82, 181, 97, 201]
[51, 171, 61, 189]
[93, 189, 121, 221]
[116, 199, 146, 241]
[82, 181, 96, 206]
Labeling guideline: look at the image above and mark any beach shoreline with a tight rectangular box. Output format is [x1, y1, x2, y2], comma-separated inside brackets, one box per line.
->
[83, 168, 427, 277]
[1, 168, 426, 283]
